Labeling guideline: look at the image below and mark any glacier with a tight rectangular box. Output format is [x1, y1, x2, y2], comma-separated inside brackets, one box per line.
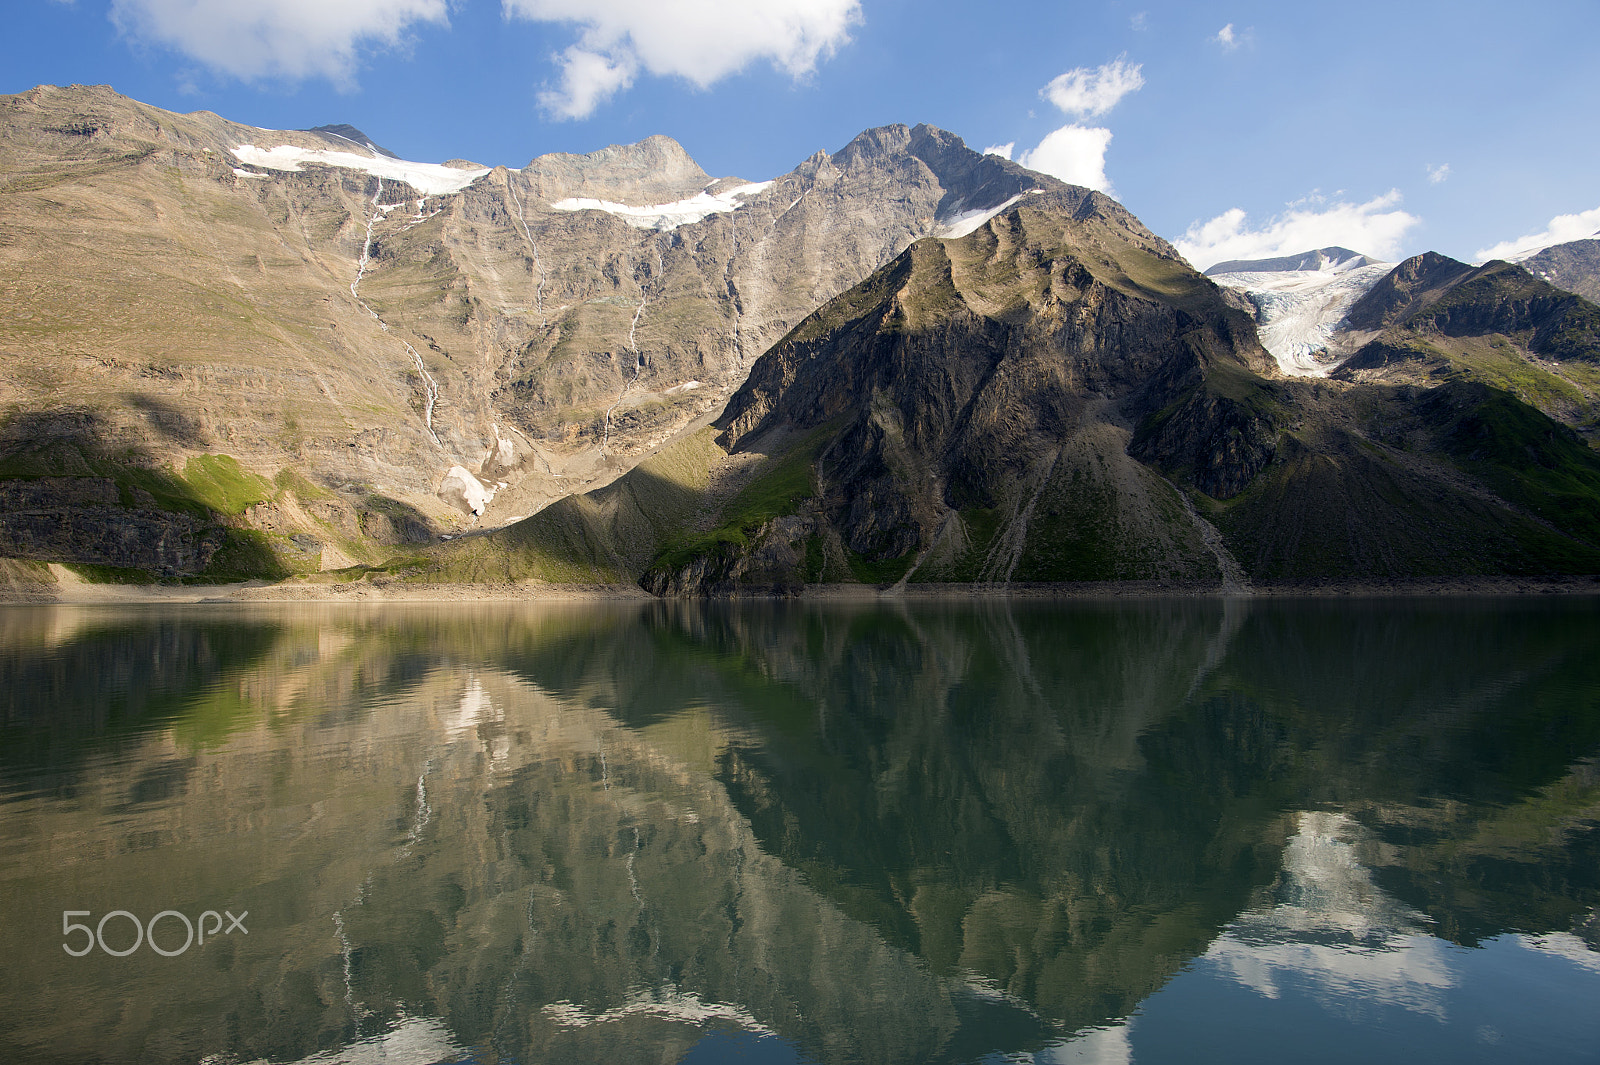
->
[1208, 250, 1394, 376]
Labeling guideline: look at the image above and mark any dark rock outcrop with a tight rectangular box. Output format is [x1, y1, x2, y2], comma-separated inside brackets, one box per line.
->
[0, 478, 222, 575]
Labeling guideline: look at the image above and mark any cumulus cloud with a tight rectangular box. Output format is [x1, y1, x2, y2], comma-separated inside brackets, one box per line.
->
[982, 142, 1014, 160]
[1475, 205, 1600, 262]
[1216, 23, 1238, 49]
[1004, 57, 1143, 195]
[1040, 56, 1144, 118]
[1426, 163, 1450, 184]
[109, 0, 451, 86]
[1018, 125, 1115, 193]
[1175, 190, 1421, 270]
[506, 0, 862, 119]
[539, 45, 638, 120]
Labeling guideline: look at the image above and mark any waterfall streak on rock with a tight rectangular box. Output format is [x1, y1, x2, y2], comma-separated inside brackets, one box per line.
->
[506, 178, 547, 327]
[350, 178, 443, 447]
[600, 270, 650, 453]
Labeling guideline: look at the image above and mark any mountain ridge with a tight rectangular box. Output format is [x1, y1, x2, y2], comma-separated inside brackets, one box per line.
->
[0, 83, 1063, 581]
[4, 83, 1600, 595]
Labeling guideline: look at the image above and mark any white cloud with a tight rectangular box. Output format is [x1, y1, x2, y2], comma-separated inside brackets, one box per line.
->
[1475, 205, 1600, 262]
[982, 142, 1014, 160]
[506, 0, 861, 119]
[1426, 163, 1450, 184]
[1216, 23, 1238, 49]
[1130, 11, 1148, 31]
[538, 45, 638, 119]
[1006, 57, 1142, 195]
[1175, 190, 1421, 270]
[1040, 56, 1144, 118]
[109, 0, 451, 86]
[1018, 125, 1115, 193]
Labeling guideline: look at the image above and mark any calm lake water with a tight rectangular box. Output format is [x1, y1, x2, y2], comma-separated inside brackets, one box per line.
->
[1, 597, 1598, 1064]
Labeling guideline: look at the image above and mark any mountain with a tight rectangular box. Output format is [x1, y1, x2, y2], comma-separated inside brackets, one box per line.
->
[1518, 238, 1600, 304]
[302, 123, 399, 159]
[421, 199, 1600, 595]
[1205, 247, 1396, 376]
[5, 84, 1600, 595]
[0, 84, 1050, 578]
[1333, 252, 1600, 442]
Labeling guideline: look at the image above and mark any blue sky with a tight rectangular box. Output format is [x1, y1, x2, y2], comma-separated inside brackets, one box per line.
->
[7, 0, 1599, 268]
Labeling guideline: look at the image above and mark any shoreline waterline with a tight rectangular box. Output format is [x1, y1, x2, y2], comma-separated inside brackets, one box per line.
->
[3, 573, 1598, 605]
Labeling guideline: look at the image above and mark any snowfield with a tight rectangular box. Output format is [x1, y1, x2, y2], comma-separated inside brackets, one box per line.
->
[1210, 253, 1394, 376]
[229, 145, 490, 197]
[550, 181, 774, 231]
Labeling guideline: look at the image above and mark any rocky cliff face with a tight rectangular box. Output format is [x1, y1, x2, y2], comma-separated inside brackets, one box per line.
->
[0, 84, 1049, 577]
[1519, 238, 1600, 304]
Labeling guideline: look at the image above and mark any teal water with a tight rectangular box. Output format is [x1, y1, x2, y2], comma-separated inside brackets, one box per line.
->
[0, 598, 1597, 1064]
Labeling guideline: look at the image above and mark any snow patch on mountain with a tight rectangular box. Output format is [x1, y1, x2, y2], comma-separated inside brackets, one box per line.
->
[1208, 249, 1394, 376]
[438, 466, 497, 517]
[550, 181, 773, 230]
[937, 190, 1042, 239]
[229, 145, 490, 196]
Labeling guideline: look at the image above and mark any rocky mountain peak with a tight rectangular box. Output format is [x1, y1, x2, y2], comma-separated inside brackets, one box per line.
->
[517, 133, 712, 205]
[832, 123, 915, 168]
[302, 123, 397, 159]
[1341, 251, 1477, 332]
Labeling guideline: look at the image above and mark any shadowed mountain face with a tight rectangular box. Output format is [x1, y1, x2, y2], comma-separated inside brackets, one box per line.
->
[0, 84, 1050, 576]
[630, 192, 1284, 594]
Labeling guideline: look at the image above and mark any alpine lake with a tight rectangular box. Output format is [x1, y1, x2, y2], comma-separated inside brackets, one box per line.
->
[1, 596, 1598, 1065]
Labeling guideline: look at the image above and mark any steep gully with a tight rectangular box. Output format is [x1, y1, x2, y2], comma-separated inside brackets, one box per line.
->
[599, 239, 663, 454]
[351, 177, 442, 448]
[505, 178, 548, 329]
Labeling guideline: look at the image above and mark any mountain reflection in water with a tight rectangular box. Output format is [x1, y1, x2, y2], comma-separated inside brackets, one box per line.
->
[0, 598, 1597, 1064]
